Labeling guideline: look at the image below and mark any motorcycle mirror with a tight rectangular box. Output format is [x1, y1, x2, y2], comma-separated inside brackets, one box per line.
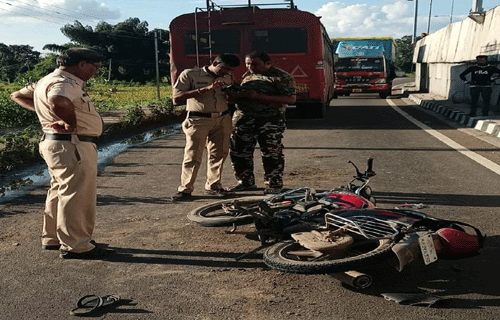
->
[348, 160, 362, 177]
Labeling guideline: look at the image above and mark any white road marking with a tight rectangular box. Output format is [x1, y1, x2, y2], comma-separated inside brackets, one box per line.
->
[387, 98, 500, 176]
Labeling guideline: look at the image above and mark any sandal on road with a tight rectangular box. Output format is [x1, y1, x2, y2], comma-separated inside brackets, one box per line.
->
[70, 294, 121, 316]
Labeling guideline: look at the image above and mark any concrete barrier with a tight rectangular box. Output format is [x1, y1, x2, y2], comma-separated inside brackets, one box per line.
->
[413, 6, 500, 103]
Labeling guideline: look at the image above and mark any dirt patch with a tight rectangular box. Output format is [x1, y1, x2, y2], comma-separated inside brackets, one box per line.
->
[285, 166, 348, 190]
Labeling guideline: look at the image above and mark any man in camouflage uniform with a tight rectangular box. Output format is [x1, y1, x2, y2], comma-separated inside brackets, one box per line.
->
[228, 51, 296, 194]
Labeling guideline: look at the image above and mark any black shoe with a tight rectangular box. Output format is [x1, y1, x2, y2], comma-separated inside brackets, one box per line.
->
[205, 188, 235, 198]
[60, 246, 116, 260]
[264, 187, 283, 195]
[42, 244, 61, 250]
[228, 183, 257, 192]
[43, 239, 100, 251]
[171, 192, 192, 201]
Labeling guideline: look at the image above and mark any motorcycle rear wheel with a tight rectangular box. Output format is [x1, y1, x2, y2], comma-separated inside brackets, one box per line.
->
[263, 238, 394, 274]
[187, 196, 268, 227]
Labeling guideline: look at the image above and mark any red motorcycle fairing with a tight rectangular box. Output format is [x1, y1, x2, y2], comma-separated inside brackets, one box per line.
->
[437, 228, 482, 255]
[324, 192, 375, 209]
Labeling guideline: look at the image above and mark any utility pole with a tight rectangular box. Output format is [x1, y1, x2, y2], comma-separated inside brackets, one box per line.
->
[450, 0, 454, 24]
[154, 30, 161, 99]
[472, 0, 483, 12]
[413, 0, 418, 43]
[427, 0, 432, 34]
[408, 0, 419, 43]
[107, 59, 112, 82]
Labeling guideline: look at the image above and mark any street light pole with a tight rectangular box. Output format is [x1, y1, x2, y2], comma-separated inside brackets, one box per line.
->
[450, 0, 454, 24]
[427, 0, 433, 33]
[408, 0, 419, 43]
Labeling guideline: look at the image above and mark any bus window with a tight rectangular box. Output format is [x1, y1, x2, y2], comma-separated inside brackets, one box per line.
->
[251, 28, 307, 53]
[185, 30, 240, 54]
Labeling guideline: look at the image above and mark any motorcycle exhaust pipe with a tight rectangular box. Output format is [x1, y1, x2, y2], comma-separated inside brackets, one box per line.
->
[331, 270, 373, 289]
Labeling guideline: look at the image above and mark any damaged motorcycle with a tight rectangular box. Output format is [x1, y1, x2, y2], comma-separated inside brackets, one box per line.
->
[187, 159, 484, 288]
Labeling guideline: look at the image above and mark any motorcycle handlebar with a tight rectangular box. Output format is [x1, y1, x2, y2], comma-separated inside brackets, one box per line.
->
[365, 157, 376, 177]
[366, 158, 373, 172]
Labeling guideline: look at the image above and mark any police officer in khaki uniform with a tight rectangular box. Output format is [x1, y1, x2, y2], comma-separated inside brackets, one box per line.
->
[10, 48, 114, 259]
[171, 54, 241, 201]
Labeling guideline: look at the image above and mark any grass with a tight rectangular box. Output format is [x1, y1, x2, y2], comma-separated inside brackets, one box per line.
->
[88, 83, 173, 111]
[0, 80, 179, 175]
[0, 81, 174, 128]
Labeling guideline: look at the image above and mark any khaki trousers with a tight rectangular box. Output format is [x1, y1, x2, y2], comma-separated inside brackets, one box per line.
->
[39, 139, 97, 253]
[178, 114, 232, 193]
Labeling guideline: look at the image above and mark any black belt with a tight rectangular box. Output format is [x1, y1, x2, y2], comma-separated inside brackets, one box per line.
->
[187, 110, 230, 118]
[43, 133, 99, 144]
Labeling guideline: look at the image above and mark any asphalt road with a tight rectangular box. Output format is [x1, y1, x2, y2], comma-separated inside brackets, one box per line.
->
[1, 94, 500, 319]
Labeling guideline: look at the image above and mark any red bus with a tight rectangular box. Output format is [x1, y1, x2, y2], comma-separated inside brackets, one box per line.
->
[169, 0, 335, 118]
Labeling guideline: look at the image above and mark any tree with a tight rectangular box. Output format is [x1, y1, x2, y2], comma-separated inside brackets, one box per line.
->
[394, 35, 414, 74]
[45, 18, 170, 83]
[0, 44, 40, 82]
[15, 54, 58, 84]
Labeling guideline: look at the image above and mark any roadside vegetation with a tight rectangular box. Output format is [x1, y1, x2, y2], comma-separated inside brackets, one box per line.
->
[0, 80, 179, 175]
[1, 17, 177, 177]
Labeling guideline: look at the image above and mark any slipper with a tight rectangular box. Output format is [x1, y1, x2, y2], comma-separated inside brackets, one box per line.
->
[70, 294, 120, 316]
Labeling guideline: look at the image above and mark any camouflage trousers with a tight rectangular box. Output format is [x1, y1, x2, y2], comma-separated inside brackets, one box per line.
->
[230, 114, 286, 188]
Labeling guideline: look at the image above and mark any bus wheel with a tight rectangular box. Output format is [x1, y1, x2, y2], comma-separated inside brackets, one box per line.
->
[379, 92, 389, 99]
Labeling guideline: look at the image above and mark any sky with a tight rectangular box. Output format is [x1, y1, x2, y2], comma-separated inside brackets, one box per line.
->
[0, 0, 498, 54]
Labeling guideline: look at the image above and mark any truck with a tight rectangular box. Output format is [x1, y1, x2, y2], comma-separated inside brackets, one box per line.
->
[332, 37, 396, 99]
[169, 0, 335, 119]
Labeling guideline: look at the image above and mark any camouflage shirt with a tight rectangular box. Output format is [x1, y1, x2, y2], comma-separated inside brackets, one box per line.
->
[235, 67, 296, 117]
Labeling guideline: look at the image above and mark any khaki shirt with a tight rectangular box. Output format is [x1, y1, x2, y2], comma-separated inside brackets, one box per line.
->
[19, 69, 103, 136]
[173, 66, 232, 113]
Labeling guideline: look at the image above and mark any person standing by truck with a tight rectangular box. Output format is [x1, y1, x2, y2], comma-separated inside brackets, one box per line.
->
[228, 51, 296, 194]
[460, 55, 500, 117]
[171, 54, 241, 201]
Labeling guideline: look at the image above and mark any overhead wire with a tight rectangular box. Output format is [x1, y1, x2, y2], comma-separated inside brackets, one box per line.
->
[0, 5, 63, 24]
[23, 0, 105, 21]
[0, 0, 74, 24]
[0, 0, 167, 41]
[15, 0, 97, 24]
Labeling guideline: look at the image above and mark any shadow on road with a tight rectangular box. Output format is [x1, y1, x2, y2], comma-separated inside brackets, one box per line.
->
[107, 247, 266, 269]
[374, 191, 500, 208]
[287, 104, 457, 130]
[344, 235, 500, 309]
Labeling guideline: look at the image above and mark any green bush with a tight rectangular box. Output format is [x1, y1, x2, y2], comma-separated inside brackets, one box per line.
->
[0, 79, 177, 175]
[0, 125, 42, 173]
[0, 89, 38, 127]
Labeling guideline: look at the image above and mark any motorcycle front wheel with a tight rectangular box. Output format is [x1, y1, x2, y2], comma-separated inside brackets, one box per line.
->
[187, 196, 268, 227]
[263, 238, 394, 274]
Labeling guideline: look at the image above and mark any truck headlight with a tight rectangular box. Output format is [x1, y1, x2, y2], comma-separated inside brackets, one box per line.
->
[375, 78, 386, 84]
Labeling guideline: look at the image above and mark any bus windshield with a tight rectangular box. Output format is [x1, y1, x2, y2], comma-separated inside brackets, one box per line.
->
[185, 30, 240, 54]
[335, 57, 384, 72]
[251, 28, 307, 53]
